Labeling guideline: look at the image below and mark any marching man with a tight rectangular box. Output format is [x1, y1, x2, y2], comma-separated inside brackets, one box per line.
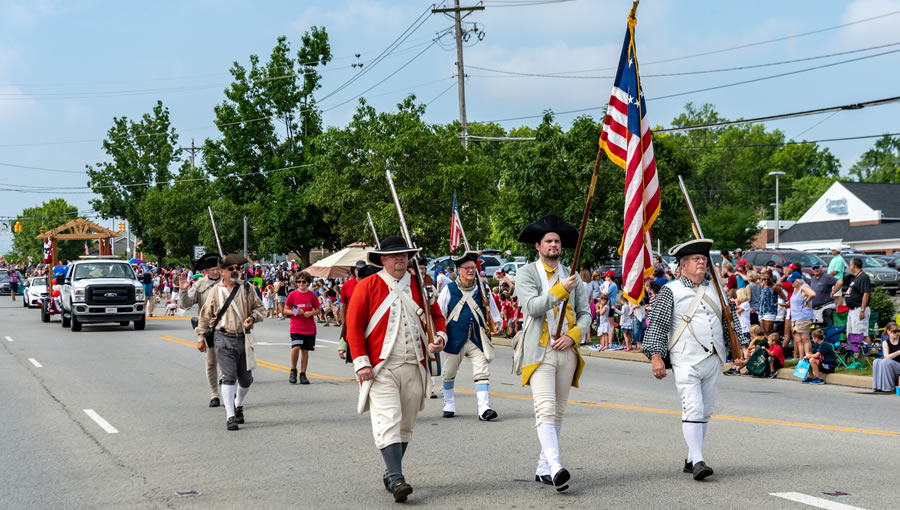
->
[346, 236, 447, 503]
[515, 214, 590, 493]
[642, 239, 748, 481]
[437, 251, 502, 420]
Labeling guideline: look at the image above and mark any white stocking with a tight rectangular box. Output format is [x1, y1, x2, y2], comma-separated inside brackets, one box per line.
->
[683, 422, 704, 463]
[222, 384, 236, 419]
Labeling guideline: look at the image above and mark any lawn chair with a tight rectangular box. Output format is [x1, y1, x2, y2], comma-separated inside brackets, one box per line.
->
[825, 324, 855, 370]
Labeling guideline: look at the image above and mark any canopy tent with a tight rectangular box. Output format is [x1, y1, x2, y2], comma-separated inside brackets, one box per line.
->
[303, 245, 373, 279]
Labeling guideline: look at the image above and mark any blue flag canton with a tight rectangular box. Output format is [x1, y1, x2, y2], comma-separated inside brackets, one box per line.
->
[611, 28, 647, 136]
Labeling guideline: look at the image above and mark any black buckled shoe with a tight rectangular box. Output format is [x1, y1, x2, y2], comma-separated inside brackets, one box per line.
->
[534, 474, 553, 485]
[442, 411, 455, 418]
[235, 406, 244, 424]
[683, 459, 693, 473]
[692, 461, 714, 481]
[226, 416, 239, 431]
[383, 473, 392, 492]
[209, 397, 220, 408]
[553, 468, 570, 492]
[299, 372, 310, 385]
[390, 479, 413, 502]
[479, 409, 498, 421]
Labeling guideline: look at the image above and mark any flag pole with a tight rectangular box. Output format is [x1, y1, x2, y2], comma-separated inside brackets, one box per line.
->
[553, 147, 604, 339]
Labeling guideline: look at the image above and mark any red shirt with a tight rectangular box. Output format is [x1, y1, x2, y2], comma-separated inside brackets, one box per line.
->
[286, 289, 320, 335]
[341, 277, 358, 308]
[767, 344, 785, 365]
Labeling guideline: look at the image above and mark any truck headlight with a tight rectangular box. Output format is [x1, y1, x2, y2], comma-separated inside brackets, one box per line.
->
[135, 287, 145, 302]
[73, 289, 85, 302]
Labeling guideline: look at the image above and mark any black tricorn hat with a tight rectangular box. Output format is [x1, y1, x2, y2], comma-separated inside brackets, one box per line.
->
[367, 235, 421, 267]
[451, 251, 479, 266]
[219, 253, 249, 269]
[518, 214, 578, 249]
[193, 253, 221, 272]
[669, 239, 713, 260]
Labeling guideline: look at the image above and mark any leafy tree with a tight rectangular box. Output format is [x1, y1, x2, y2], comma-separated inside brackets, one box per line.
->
[86, 101, 180, 262]
[311, 96, 501, 255]
[849, 134, 900, 182]
[700, 204, 761, 250]
[137, 162, 209, 259]
[203, 29, 336, 265]
[780, 175, 838, 221]
[11, 199, 84, 261]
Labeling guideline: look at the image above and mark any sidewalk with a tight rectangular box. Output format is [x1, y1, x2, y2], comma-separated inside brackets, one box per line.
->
[491, 337, 873, 390]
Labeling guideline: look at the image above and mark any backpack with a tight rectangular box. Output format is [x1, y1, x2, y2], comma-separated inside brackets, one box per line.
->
[745, 347, 770, 377]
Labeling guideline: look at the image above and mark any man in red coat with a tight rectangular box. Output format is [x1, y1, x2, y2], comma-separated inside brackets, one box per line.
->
[346, 236, 447, 503]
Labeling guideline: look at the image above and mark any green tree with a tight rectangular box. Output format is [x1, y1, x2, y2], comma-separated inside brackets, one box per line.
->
[203, 29, 336, 265]
[780, 175, 838, 221]
[11, 199, 84, 261]
[849, 134, 900, 182]
[86, 101, 180, 262]
[137, 162, 210, 259]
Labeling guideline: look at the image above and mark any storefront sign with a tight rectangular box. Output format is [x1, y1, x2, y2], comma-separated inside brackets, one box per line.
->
[826, 198, 847, 215]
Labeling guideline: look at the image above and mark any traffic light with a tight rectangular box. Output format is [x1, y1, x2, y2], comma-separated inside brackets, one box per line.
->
[39, 226, 45, 235]
[118, 221, 125, 233]
[13, 221, 22, 233]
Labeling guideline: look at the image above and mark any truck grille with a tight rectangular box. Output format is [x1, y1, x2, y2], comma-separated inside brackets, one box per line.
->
[877, 273, 898, 282]
[85, 285, 134, 305]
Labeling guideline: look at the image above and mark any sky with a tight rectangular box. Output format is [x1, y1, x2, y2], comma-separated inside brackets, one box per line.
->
[1, 0, 899, 254]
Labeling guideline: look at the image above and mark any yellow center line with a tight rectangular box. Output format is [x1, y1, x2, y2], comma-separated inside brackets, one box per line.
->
[147, 317, 193, 321]
[156, 335, 900, 438]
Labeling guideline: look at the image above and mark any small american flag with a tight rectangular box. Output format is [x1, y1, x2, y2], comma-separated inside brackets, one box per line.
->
[599, 11, 660, 305]
[449, 192, 463, 253]
[84, 240, 90, 256]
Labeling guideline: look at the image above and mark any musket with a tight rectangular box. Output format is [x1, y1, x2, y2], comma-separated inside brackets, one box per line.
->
[367, 212, 382, 250]
[207, 206, 224, 257]
[677, 175, 744, 361]
[453, 206, 498, 333]
[385, 169, 441, 376]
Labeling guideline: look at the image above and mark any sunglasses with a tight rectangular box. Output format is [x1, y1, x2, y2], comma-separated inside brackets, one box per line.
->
[298, 280, 310, 285]
[225, 265, 240, 271]
[889, 329, 899, 334]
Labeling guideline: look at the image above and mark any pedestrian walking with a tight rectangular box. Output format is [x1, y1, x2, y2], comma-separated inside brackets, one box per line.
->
[514, 214, 590, 493]
[345, 235, 447, 503]
[437, 251, 502, 420]
[195, 254, 265, 431]
[284, 271, 320, 385]
[642, 239, 749, 481]
[179, 253, 223, 407]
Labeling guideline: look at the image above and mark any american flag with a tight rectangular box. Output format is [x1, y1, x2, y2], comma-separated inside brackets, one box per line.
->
[449, 192, 463, 253]
[599, 14, 660, 305]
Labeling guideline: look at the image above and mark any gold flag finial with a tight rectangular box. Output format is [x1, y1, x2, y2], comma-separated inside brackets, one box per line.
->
[629, 0, 639, 20]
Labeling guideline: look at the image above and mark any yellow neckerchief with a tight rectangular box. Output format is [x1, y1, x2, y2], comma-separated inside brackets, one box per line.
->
[538, 260, 581, 347]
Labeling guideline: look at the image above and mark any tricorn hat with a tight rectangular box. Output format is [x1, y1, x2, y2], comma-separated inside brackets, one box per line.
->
[367, 235, 421, 267]
[193, 253, 221, 272]
[219, 253, 249, 269]
[669, 239, 713, 260]
[517, 213, 578, 248]
[451, 251, 479, 266]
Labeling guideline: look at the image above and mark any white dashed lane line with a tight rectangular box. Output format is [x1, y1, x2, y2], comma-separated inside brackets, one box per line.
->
[83, 409, 119, 434]
[28, 358, 42, 368]
[4, 336, 12, 342]
[770, 492, 866, 510]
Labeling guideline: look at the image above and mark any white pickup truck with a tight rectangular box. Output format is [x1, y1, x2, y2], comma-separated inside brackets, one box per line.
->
[58, 259, 146, 332]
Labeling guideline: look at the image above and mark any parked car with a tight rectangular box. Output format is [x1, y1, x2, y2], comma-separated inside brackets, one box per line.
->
[424, 253, 506, 277]
[497, 260, 527, 282]
[58, 259, 147, 331]
[23, 276, 49, 308]
[595, 258, 623, 281]
[820, 253, 899, 295]
[0, 269, 9, 296]
[744, 249, 827, 276]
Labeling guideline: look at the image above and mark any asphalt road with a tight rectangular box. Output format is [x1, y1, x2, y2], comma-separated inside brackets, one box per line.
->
[1, 298, 897, 510]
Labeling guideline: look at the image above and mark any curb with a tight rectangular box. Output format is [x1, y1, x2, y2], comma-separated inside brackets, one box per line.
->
[489, 337, 873, 389]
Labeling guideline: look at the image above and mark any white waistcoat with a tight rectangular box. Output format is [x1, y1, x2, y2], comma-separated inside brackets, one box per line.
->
[668, 280, 727, 366]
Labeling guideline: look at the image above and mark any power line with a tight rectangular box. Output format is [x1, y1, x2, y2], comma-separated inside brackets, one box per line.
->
[479, 48, 900, 123]
[680, 132, 900, 149]
[466, 40, 900, 79]
[426, 82, 458, 107]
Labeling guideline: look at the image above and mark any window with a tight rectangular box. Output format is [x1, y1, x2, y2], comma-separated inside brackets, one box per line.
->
[742, 253, 758, 265]
[782, 252, 826, 268]
[73, 263, 136, 280]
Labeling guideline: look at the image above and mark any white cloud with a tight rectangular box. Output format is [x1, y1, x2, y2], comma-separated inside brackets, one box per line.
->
[289, 1, 410, 38]
[0, 84, 36, 120]
[839, 0, 900, 46]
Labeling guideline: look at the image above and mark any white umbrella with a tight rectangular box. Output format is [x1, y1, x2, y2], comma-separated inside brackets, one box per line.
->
[303, 245, 373, 278]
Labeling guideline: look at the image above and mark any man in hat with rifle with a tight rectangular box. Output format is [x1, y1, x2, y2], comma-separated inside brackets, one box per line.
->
[437, 251, 502, 420]
[642, 238, 749, 481]
[514, 214, 591, 493]
[178, 253, 223, 408]
[345, 235, 447, 503]
[195, 254, 265, 431]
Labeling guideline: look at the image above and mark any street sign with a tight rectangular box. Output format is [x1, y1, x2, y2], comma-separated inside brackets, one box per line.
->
[193, 245, 206, 260]
[0, 221, 9, 234]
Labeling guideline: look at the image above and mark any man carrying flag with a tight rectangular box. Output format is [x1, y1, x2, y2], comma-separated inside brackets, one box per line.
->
[600, 0, 660, 307]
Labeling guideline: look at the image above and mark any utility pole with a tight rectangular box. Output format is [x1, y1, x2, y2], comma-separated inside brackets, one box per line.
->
[243, 216, 248, 258]
[181, 139, 202, 169]
[433, 1, 484, 149]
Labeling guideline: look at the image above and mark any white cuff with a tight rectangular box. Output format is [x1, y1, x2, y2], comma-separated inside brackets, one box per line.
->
[352, 355, 372, 373]
[435, 331, 447, 342]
